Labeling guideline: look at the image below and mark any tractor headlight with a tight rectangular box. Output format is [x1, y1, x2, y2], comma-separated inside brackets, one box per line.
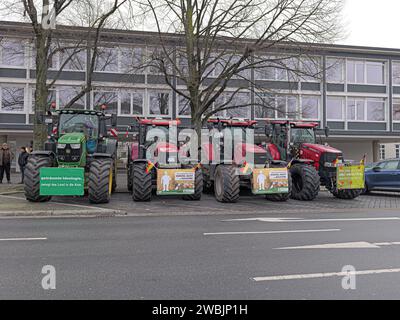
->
[57, 144, 66, 149]
[70, 144, 81, 149]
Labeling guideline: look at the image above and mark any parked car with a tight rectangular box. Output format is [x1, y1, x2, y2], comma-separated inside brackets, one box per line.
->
[363, 159, 400, 193]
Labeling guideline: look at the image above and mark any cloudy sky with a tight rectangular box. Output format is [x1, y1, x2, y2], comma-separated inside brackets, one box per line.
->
[341, 0, 400, 48]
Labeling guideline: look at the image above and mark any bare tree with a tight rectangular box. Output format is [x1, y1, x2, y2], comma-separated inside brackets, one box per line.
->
[142, 0, 344, 133]
[0, 0, 128, 149]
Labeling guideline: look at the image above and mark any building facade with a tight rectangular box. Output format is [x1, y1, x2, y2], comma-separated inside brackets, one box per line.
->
[1, 21, 400, 169]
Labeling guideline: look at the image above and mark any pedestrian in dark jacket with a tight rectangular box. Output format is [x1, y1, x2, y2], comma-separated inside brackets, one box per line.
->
[18, 147, 29, 184]
[0, 143, 13, 184]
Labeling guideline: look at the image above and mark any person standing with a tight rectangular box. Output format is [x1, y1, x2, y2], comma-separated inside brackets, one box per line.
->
[18, 147, 29, 184]
[0, 143, 13, 184]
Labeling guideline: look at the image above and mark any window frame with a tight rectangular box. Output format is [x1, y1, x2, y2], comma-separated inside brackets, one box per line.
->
[0, 85, 26, 114]
[347, 59, 386, 85]
[146, 89, 172, 117]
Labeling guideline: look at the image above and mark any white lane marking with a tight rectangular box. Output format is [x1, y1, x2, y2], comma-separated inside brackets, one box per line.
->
[275, 241, 400, 250]
[0, 237, 47, 241]
[253, 268, 400, 282]
[275, 241, 380, 250]
[204, 229, 340, 236]
[224, 217, 400, 223]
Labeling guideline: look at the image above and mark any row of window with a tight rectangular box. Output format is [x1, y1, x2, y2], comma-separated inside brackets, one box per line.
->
[379, 144, 400, 160]
[0, 85, 397, 124]
[327, 97, 386, 122]
[2, 38, 400, 85]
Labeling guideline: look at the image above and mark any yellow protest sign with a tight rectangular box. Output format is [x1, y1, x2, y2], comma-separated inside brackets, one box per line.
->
[336, 164, 365, 190]
[157, 169, 195, 195]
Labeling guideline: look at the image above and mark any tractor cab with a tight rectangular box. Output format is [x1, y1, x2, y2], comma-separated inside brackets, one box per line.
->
[205, 119, 270, 165]
[268, 121, 320, 161]
[130, 118, 181, 166]
[45, 109, 117, 167]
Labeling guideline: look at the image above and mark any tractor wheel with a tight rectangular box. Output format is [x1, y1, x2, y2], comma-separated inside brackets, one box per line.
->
[127, 164, 133, 192]
[265, 171, 292, 202]
[88, 158, 113, 204]
[112, 159, 117, 193]
[132, 163, 152, 202]
[183, 169, 203, 201]
[24, 155, 53, 202]
[214, 165, 240, 203]
[289, 164, 320, 201]
[330, 188, 363, 200]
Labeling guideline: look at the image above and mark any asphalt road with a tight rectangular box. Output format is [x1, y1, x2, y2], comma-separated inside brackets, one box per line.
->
[1, 210, 400, 299]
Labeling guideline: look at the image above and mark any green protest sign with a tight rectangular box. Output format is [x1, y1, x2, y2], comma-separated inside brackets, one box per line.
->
[40, 167, 85, 196]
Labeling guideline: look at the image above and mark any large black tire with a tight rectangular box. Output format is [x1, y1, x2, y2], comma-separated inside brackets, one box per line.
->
[183, 169, 203, 201]
[214, 165, 240, 203]
[132, 163, 152, 201]
[127, 164, 133, 192]
[330, 188, 363, 199]
[265, 171, 292, 202]
[289, 164, 320, 201]
[88, 158, 113, 204]
[24, 155, 53, 202]
[112, 159, 117, 193]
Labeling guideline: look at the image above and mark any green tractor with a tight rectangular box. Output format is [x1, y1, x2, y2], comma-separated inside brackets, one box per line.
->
[24, 109, 118, 204]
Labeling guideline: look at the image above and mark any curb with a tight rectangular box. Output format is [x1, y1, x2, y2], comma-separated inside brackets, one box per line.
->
[0, 209, 127, 218]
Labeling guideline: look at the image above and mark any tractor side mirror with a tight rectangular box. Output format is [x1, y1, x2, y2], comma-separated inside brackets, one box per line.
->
[325, 126, 330, 137]
[111, 114, 117, 127]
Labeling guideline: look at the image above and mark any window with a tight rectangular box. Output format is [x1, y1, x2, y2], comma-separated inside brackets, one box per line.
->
[120, 90, 143, 115]
[366, 62, 385, 84]
[59, 46, 86, 71]
[148, 91, 170, 115]
[326, 58, 344, 83]
[347, 98, 385, 121]
[393, 62, 400, 85]
[347, 60, 364, 83]
[95, 48, 118, 72]
[301, 96, 319, 119]
[120, 47, 143, 73]
[31, 88, 56, 113]
[32, 44, 58, 70]
[393, 98, 400, 121]
[366, 99, 385, 121]
[58, 86, 85, 109]
[327, 96, 344, 120]
[0, 39, 25, 67]
[177, 93, 191, 116]
[225, 92, 251, 118]
[347, 60, 385, 84]
[381, 160, 400, 170]
[380, 145, 385, 160]
[347, 99, 364, 121]
[1, 86, 24, 112]
[276, 96, 297, 119]
[255, 94, 275, 119]
[301, 57, 320, 81]
[396, 144, 400, 158]
[93, 90, 118, 114]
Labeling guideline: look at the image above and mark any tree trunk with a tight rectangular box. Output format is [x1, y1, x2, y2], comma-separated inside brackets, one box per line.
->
[33, 33, 50, 151]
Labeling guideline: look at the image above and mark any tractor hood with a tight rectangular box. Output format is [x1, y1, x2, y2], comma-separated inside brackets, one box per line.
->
[156, 141, 179, 153]
[58, 132, 86, 145]
[238, 143, 268, 154]
[302, 143, 341, 154]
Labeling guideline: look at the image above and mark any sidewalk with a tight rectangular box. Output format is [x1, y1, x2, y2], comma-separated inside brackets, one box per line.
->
[0, 173, 126, 217]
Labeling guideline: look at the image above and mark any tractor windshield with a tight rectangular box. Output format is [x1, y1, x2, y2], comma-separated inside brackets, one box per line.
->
[290, 127, 316, 144]
[59, 113, 99, 139]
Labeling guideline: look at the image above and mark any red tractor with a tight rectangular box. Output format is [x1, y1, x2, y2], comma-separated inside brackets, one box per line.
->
[127, 118, 203, 201]
[265, 120, 363, 200]
[202, 119, 291, 203]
